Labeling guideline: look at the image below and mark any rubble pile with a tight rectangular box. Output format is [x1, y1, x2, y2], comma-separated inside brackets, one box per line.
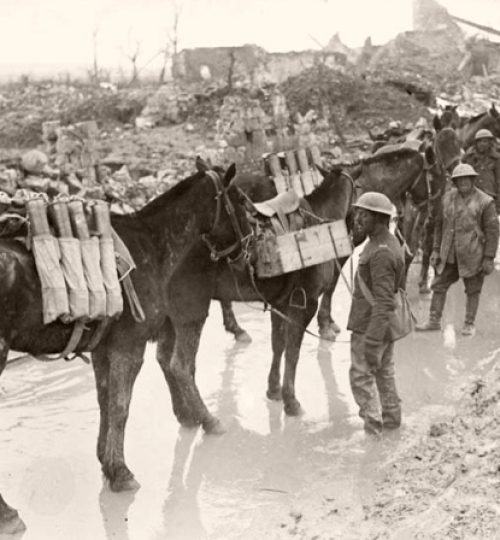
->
[366, 365, 500, 538]
[280, 65, 431, 134]
[0, 83, 148, 148]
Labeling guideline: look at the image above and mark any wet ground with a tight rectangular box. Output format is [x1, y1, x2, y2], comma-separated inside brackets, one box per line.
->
[2, 260, 500, 540]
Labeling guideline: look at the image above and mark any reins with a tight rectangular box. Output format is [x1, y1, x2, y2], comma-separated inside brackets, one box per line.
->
[226, 171, 357, 343]
[201, 169, 252, 262]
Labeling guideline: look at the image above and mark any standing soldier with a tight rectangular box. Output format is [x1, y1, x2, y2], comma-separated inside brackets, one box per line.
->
[463, 129, 500, 213]
[347, 192, 405, 435]
[416, 163, 499, 336]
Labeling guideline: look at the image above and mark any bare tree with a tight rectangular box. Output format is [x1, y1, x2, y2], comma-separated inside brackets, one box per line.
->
[227, 50, 236, 90]
[122, 31, 142, 85]
[159, 0, 182, 84]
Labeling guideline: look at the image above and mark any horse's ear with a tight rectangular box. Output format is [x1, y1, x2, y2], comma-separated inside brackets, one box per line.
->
[491, 103, 499, 117]
[452, 105, 458, 112]
[433, 115, 442, 132]
[222, 163, 236, 187]
[196, 155, 209, 173]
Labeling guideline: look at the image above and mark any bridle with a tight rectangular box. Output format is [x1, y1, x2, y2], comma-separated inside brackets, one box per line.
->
[201, 169, 252, 262]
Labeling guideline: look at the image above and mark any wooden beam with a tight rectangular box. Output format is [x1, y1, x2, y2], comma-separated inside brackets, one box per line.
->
[451, 14, 500, 38]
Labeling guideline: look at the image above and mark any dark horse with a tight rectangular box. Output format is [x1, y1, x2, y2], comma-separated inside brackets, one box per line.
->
[157, 165, 354, 421]
[434, 103, 500, 149]
[0, 164, 250, 524]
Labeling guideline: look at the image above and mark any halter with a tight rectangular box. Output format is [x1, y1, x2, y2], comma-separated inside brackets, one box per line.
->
[201, 169, 251, 262]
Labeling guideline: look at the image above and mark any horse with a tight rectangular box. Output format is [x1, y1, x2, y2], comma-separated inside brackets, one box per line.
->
[156, 165, 355, 421]
[0, 165, 251, 503]
[435, 103, 500, 150]
[318, 145, 446, 312]
[0, 495, 25, 535]
[433, 104, 461, 132]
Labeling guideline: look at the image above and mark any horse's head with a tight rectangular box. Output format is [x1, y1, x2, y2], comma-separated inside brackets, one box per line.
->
[434, 127, 462, 174]
[305, 165, 354, 222]
[195, 159, 252, 263]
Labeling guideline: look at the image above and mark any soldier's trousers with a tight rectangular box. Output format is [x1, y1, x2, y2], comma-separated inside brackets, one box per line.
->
[350, 332, 401, 433]
[431, 263, 484, 295]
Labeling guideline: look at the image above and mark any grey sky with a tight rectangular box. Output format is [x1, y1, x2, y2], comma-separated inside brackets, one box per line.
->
[0, 0, 497, 78]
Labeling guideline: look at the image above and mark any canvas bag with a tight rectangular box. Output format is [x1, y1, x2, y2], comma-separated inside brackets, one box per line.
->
[356, 272, 415, 341]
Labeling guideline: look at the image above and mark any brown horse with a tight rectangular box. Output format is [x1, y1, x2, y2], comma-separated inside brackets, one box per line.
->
[156, 165, 355, 420]
[0, 165, 250, 506]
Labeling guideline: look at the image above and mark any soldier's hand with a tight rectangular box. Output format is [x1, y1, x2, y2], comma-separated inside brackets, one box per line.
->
[482, 257, 494, 275]
[430, 250, 440, 269]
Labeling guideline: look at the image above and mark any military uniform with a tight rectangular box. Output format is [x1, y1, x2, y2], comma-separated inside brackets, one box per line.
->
[430, 186, 499, 326]
[347, 228, 405, 433]
[463, 146, 500, 213]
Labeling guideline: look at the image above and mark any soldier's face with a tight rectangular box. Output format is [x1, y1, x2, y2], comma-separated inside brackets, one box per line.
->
[476, 139, 492, 153]
[356, 208, 376, 236]
[454, 176, 474, 195]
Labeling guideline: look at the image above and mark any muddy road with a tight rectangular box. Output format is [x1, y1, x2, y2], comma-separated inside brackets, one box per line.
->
[2, 261, 500, 540]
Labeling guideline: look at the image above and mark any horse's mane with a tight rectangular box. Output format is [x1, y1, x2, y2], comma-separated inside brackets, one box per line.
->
[134, 171, 204, 218]
[362, 147, 419, 166]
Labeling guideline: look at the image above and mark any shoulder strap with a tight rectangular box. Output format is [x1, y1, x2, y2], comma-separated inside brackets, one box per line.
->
[356, 272, 375, 306]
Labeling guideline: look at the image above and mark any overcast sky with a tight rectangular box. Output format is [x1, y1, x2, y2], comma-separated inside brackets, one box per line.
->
[0, 0, 498, 78]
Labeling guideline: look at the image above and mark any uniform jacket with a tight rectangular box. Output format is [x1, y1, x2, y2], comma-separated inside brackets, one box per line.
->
[463, 147, 500, 212]
[433, 186, 499, 278]
[347, 228, 405, 343]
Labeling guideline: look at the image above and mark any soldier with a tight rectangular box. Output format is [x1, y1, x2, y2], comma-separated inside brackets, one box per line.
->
[416, 163, 499, 336]
[347, 192, 405, 435]
[463, 129, 500, 213]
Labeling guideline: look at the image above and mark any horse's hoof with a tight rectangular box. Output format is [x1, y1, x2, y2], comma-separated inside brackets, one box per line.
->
[110, 474, 141, 493]
[178, 416, 201, 429]
[319, 327, 337, 342]
[203, 417, 226, 435]
[284, 400, 303, 416]
[419, 285, 431, 295]
[266, 387, 283, 401]
[235, 330, 252, 344]
[0, 514, 26, 535]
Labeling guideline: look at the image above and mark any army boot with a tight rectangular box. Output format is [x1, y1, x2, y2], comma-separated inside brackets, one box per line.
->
[462, 293, 480, 336]
[415, 292, 446, 331]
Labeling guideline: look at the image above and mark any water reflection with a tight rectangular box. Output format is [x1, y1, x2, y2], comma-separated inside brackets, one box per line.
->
[99, 486, 136, 540]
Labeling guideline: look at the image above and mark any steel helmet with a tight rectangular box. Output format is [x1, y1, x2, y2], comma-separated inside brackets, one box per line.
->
[451, 163, 478, 180]
[21, 150, 49, 174]
[353, 191, 394, 216]
[475, 128, 494, 141]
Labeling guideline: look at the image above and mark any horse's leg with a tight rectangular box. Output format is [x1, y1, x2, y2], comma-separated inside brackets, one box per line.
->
[266, 310, 286, 401]
[220, 300, 251, 343]
[92, 345, 110, 466]
[419, 216, 433, 294]
[170, 320, 225, 435]
[156, 318, 199, 427]
[0, 337, 9, 377]
[0, 494, 25, 535]
[317, 259, 347, 339]
[282, 298, 319, 416]
[102, 340, 146, 492]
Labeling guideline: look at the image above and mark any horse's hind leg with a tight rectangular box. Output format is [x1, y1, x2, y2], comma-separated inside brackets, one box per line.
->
[0, 494, 26, 535]
[157, 318, 199, 427]
[220, 300, 251, 343]
[101, 340, 146, 492]
[170, 320, 225, 435]
[267, 310, 286, 401]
